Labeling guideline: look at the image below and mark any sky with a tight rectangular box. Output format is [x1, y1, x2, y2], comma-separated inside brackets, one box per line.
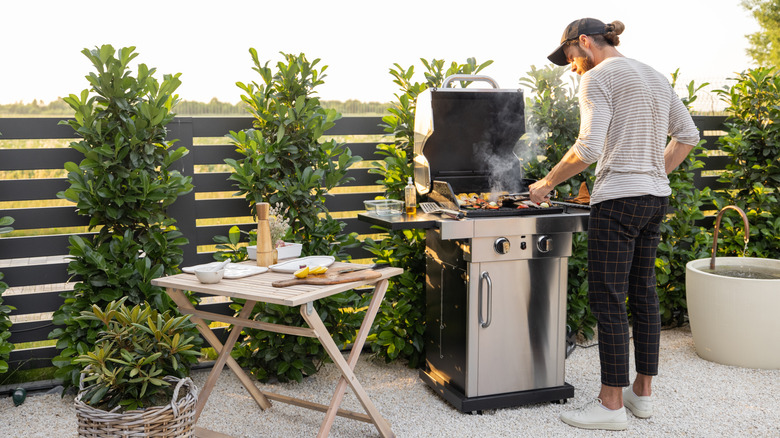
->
[1, 0, 760, 107]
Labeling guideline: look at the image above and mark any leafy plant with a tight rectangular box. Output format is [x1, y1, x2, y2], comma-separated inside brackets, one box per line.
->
[364, 58, 493, 367]
[0, 216, 15, 374]
[224, 51, 364, 382]
[225, 49, 361, 258]
[655, 71, 713, 326]
[50, 45, 195, 391]
[213, 225, 250, 262]
[714, 67, 780, 258]
[74, 298, 201, 412]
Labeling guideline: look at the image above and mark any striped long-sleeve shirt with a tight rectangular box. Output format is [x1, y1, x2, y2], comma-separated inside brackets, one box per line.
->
[570, 57, 700, 205]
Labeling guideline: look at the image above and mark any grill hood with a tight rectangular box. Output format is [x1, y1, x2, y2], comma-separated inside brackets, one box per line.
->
[413, 75, 526, 195]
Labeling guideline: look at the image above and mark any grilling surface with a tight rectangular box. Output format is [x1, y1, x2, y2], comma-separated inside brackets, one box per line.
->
[429, 180, 564, 217]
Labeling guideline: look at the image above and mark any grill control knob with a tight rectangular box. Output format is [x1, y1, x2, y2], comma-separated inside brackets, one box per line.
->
[494, 237, 510, 255]
[537, 235, 553, 253]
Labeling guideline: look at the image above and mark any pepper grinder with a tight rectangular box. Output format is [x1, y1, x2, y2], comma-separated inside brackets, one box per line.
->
[255, 202, 276, 267]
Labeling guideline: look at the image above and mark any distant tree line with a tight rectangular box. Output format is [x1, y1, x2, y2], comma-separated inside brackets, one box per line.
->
[322, 99, 390, 115]
[0, 99, 72, 116]
[0, 98, 391, 116]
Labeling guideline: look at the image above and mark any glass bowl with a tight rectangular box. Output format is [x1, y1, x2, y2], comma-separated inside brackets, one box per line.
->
[364, 199, 404, 216]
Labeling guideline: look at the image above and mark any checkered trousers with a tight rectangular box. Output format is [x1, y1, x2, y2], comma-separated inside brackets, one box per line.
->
[587, 195, 667, 387]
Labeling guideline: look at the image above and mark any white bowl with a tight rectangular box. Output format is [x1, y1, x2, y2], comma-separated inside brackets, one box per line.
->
[194, 268, 224, 284]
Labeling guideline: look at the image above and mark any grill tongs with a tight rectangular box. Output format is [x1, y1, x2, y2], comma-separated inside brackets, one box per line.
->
[419, 202, 465, 219]
[436, 207, 466, 220]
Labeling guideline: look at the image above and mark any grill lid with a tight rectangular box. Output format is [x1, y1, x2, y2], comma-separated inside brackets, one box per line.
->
[413, 75, 525, 195]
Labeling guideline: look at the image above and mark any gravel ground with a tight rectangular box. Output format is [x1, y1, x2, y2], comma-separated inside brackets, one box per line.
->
[2, 326, 778, 437]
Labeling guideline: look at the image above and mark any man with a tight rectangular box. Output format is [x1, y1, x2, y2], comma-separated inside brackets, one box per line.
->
[529, 18, 700, 430]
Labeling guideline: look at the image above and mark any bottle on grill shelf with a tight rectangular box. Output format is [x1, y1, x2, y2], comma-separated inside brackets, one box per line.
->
[404, 177, 417, 215]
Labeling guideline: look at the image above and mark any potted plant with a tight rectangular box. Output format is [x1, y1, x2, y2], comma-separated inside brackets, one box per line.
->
[73, 298, 201, 437]
[51, 44, 195, 392]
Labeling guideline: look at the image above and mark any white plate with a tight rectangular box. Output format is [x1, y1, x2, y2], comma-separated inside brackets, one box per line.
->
[182, 262, 268, 279]
[269, 256, 335, 273]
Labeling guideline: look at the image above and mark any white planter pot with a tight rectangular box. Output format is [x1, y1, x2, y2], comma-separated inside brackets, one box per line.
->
[686, 257, 780, 369]
[275, 242, 302, 260]
[247, 242, 302, 261]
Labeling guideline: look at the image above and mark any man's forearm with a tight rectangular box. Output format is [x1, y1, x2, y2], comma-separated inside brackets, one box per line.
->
[543, 147, 591, 187]
[529, 147, 590, 203]
[664, 138, 696, 174]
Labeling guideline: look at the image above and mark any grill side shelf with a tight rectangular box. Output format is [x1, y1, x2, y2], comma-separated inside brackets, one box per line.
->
[357, 212, 440, 230]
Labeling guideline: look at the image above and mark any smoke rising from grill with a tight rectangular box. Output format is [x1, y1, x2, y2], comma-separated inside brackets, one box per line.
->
[472, 99, 542, 200]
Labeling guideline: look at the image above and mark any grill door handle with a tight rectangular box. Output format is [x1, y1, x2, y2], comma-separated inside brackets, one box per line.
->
[478, 271, 493, 328]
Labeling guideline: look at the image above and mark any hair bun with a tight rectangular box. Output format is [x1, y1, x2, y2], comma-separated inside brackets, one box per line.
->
[610, 20, 625, 35]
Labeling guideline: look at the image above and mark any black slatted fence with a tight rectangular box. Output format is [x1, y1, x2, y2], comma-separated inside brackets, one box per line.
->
[0, 115, 727, 371]
[0, 116, 387, 370]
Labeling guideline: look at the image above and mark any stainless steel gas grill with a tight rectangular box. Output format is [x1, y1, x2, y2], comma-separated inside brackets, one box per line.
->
[359, 75, 589, 413]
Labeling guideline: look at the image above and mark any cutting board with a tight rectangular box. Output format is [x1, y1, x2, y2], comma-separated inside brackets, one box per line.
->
[271, 268, 382, 288]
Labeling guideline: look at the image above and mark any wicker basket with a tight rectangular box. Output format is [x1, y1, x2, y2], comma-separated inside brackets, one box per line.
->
[75, 376, 199, 438]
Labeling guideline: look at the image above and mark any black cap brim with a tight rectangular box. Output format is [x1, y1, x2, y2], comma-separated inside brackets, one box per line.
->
[548, 43, 569, 66]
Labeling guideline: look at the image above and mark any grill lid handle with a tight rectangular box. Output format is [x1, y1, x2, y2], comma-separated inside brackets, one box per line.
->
[441, 74, 499, 89]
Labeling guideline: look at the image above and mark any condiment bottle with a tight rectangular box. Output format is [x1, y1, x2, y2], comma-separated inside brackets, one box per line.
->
[255, 202, 276, 267]
[405, 177, 417, 215]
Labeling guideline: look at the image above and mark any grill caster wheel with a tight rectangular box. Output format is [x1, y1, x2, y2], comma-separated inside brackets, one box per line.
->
[552, 399, 568, 405]
[466, 410, 484, 415]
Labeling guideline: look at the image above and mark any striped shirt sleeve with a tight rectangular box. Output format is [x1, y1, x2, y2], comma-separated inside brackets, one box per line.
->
[571, 74, 609, 164]
[667, 86, 700, 146]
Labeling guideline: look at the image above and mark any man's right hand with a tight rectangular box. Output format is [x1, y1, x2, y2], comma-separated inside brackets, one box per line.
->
[529, 178, 553, 204]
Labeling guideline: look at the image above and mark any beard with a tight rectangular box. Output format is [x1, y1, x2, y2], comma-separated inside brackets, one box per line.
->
[573, 46, 595, 73]
[580, 55, 595, 73]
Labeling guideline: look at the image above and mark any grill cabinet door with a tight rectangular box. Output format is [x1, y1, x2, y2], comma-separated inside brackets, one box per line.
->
[470, 258, 566, 396]
[424, 253, 468, 393]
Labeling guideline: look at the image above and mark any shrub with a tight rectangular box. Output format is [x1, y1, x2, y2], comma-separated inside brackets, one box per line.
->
[714, 67, 780, 258]
[50, 45, 194, 391]
[0, 216, 15, 374]
[224, 51, 364, 382]
[226, 50, 361, 258]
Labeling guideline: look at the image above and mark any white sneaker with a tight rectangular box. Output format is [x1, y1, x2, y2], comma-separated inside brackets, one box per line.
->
[560, 398, 628, 430]
[623, 387, 653, 418]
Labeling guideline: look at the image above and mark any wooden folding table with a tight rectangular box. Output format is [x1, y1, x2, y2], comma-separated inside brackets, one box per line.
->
[151, 262, 403, 438]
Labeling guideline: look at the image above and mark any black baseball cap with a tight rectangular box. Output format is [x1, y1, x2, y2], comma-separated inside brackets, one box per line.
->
[548, 18, 608, 66]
